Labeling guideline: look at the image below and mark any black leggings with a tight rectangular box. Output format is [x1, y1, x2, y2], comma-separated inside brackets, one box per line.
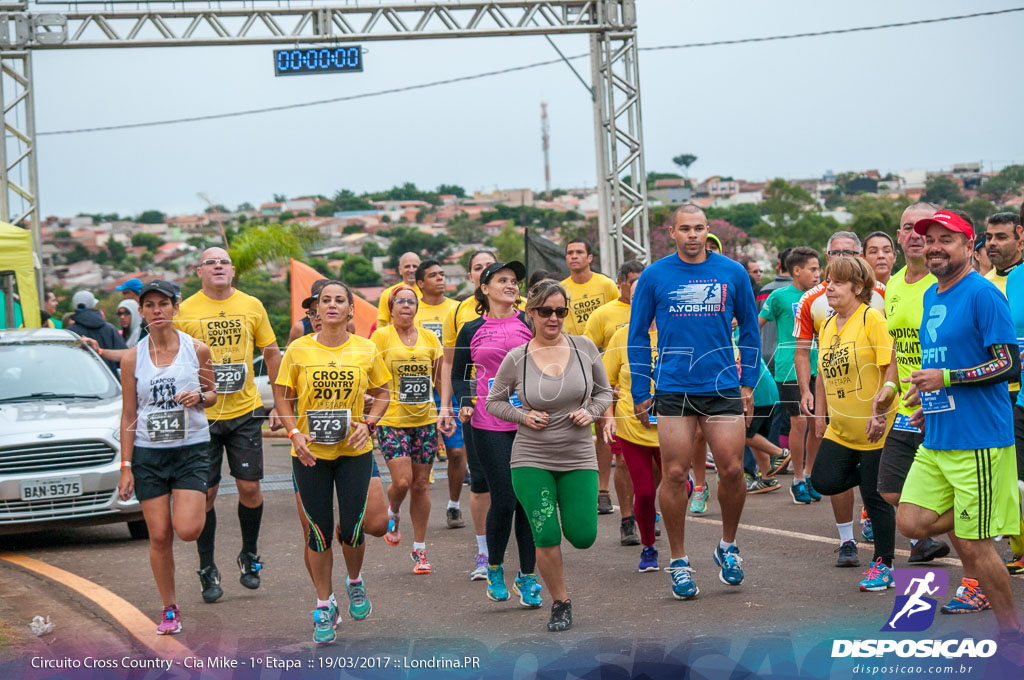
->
[810, 439, 895, 566]
[472, 428, 536, 573]
[462, 420, 489, 494]
[293, 453, 371, 551]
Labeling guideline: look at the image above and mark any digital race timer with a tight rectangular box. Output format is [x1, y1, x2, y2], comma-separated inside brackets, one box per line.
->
[274, 46, 363, 76]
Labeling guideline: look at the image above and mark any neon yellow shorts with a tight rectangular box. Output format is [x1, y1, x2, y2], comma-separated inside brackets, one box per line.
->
[900, 445, 1018, 540]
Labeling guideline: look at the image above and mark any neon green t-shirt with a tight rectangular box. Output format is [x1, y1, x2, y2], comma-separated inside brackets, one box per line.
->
[884, 266, 937, 418]
[759, 284, 816, 383]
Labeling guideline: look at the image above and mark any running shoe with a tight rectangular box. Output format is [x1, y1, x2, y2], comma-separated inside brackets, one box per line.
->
[620, 517, 641, 546]
[858, 558, 894, 592]
[197, 565, 223, 604]
[513, 572, 543, 608]
[638, 546, 659, 573]
[860, 507, 874, 542]
[237, 551, 263, 590]
[767, 449, 791, 477]
[437, 447, 447, 462]
[835, 540, 860, 567]
[666, 557, 699, 600]
[597, 491, 614, 515]
[744, 472, 757, 492]
[156, 605, 181, 635]
[690, 486, 709, 514]
[385, 514, 402, 546]
[471, 553, 488, 581]
[908, 537, 951, 563]
[687, 474, 695, 499]
[941, 577, 990, 614]
[547, 599, 573, 632]
[411, 550, 432, 575]
[446, 507, 465, 529]
[705, 450, 716, 470]
[487, 564, 509, 601]
[429, 469, 435, 484]
[790, 481, 812, 504]
[805, 479, 822, 502]
[747, 475, 780, 494]
[713, 544, 744, 586]
[312, 603, 339, 644]
[346, 580, 372, 620]
[1006, 554, 1024, 575]
[655, 512, 662, 537]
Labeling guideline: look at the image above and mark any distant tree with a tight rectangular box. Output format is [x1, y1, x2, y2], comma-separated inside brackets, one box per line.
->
[999, 164, 1024, 185]
[751, 212, 840, 251]
[131, 233, 165, 252]
[822, 188, 846, 210]
[204, 204, 228, 214]
[922, 176, 963, 205]
[672, 154, 698, 177]
[341, 255, 382, 287]
[759, 178, 817, 228]
[381, 215, 391, 224]
[307, 257, 335, 278]
[447, 213, 480, 243]
[364, 182, 442, 206]
[342, 224, 363, 235]
[137, 210, 165, 224]
[94, 248, 108, 265]
[140, 251, 154, 265]
[315, 203, 336, 217]
[846, 195, 911, 241]
[492, 222, 524, 263]
[384, 225, 451, 267]
[106, 236, 127, 263]
[273, 193, 287, 203]
[978, 174, 1020, 203]
[64, 242, 90, 264]
[186, 236, 209, 249]
[279, 211, 295, 222]
[236, 202, 254, 212]
[361, 241, 385, 259]
[436, 184, 467, 198]
[332, 189, 374, 212]
[705, 203, 764, 232]
[960, 198, 1000, 227]
[229, 223, 317, 276]
[708, 219, 749, 258]
[55, 228, 71, 239]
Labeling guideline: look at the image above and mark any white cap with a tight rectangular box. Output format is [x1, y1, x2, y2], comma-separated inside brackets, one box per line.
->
[72, 290, 97, 309]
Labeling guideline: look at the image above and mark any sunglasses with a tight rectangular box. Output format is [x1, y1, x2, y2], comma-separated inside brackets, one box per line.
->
[393, 298, 417, 307]
[116, 310, 131, 316]
[533, 306, 569, 319]
[827, 250, 859, 257]
[201, 258, 232, 267]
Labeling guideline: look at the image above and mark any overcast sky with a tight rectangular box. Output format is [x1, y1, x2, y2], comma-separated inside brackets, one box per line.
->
[30, 0, 1024, 217]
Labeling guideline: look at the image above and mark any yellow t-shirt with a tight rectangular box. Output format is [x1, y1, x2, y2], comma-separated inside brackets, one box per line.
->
[441, 295, 525, 348]
[603, 325, 658, 448]
[561, 272, 620, 335]
[817, 304, 894, 450]
[175, 289, 277, 421]
[376, 282, 423, 328]
[370, 324, 442, 428]
[985, 268, 1009, 296]
[276, 333, 391, 459]
[414, 297, 458, 346]
[584, 299, 630, 350]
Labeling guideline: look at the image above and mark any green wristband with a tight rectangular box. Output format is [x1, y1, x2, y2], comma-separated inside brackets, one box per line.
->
[942, 368, 951, 388]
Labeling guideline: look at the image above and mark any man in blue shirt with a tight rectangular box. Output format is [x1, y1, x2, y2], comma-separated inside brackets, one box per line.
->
[628, 204, 760, 600]
[900, 208, 1023, 646]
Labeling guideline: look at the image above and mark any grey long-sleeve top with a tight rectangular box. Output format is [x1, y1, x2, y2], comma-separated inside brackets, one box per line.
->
[485, 334, 613, 471]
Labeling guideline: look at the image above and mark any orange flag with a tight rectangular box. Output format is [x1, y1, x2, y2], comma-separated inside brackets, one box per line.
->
[289, 258, 377, 338]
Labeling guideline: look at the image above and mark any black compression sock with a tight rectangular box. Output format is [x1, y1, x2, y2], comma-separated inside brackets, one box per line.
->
[238, 502, 263, 555]
[197, 508, 216, 568]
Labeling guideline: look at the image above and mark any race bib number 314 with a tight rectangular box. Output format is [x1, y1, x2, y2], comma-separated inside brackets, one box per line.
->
[147, 410, 186, 442]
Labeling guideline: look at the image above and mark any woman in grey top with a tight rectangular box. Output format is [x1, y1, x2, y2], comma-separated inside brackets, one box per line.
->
[486, 279, 613, 632]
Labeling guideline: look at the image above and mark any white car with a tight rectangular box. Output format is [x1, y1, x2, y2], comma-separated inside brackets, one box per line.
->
[0, 328, 145, 537]
[252, 354, 274, 410]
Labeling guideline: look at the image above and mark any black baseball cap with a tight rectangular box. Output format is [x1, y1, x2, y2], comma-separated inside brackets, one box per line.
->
[139, 280, 178, 302]
[302, 279, 330, 310]
[480, 260, 526, 285]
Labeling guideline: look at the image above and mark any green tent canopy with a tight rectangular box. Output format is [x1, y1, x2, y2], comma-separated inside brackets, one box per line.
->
[0, 221, 40, 328]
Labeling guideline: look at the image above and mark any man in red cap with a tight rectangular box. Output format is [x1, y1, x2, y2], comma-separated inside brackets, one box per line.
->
[898, 208, 1023, 649]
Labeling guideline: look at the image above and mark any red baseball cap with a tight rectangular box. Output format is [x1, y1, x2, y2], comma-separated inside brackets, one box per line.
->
[913, 210, 975, 241]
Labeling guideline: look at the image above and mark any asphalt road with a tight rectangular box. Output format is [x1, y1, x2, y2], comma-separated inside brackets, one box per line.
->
[2, 438, 1023, 677]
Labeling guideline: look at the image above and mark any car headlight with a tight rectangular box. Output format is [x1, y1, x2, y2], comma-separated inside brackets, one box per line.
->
[112, 428, 121, 442]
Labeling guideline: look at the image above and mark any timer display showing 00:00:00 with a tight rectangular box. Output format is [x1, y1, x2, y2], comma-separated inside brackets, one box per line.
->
[274, 47, 363, 75]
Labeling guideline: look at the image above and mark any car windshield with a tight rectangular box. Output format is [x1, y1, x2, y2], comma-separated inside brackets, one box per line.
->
[0, 343, 120, 401]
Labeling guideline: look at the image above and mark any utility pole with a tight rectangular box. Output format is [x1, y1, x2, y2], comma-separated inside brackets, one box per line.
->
[541, 101, 552, 200]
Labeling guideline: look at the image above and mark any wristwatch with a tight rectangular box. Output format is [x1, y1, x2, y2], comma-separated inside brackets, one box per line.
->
[198, 391, 206, 405]
[365, 421, 377, 435]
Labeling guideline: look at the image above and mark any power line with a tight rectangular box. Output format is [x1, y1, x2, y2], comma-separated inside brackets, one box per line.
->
[38, 6, 1024, 137]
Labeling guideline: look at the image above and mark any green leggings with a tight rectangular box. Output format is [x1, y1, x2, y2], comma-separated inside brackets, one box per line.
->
[510, 467, 598, 549]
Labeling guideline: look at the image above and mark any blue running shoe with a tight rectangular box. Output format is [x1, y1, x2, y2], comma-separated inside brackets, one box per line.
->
[666, 557, 699, 599]
[713, 544, 744, 586]
[858, 558, 894, 592]
[513, 572, 543, 608]
[790, 481, 812, 504]
[313, 603, 339, 644]
[655, 512, 661, 537]
[806, 479, 822, 502]
[638, 546, 659, 573]
[690, 486, 710, 514]
[346, 580, 371, 620]
[486, 564, 509, 602]
[940, 577, 990, 614]
[861, 516, 874, 543]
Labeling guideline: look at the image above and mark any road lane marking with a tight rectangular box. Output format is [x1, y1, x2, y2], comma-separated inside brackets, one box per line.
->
[686, 516, 963, 567]
[0, 552, 193, 660]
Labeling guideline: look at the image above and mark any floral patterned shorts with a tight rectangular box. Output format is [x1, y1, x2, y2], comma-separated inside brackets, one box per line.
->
[376, 423, 438, 464]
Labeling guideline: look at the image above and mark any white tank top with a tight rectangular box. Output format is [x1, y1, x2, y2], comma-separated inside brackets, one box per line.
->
[133, 330, 210, 448]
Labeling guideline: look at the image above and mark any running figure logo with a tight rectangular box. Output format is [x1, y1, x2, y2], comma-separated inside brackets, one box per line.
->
[667, 281, 727, 316]
[881, 569, 949, 632]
